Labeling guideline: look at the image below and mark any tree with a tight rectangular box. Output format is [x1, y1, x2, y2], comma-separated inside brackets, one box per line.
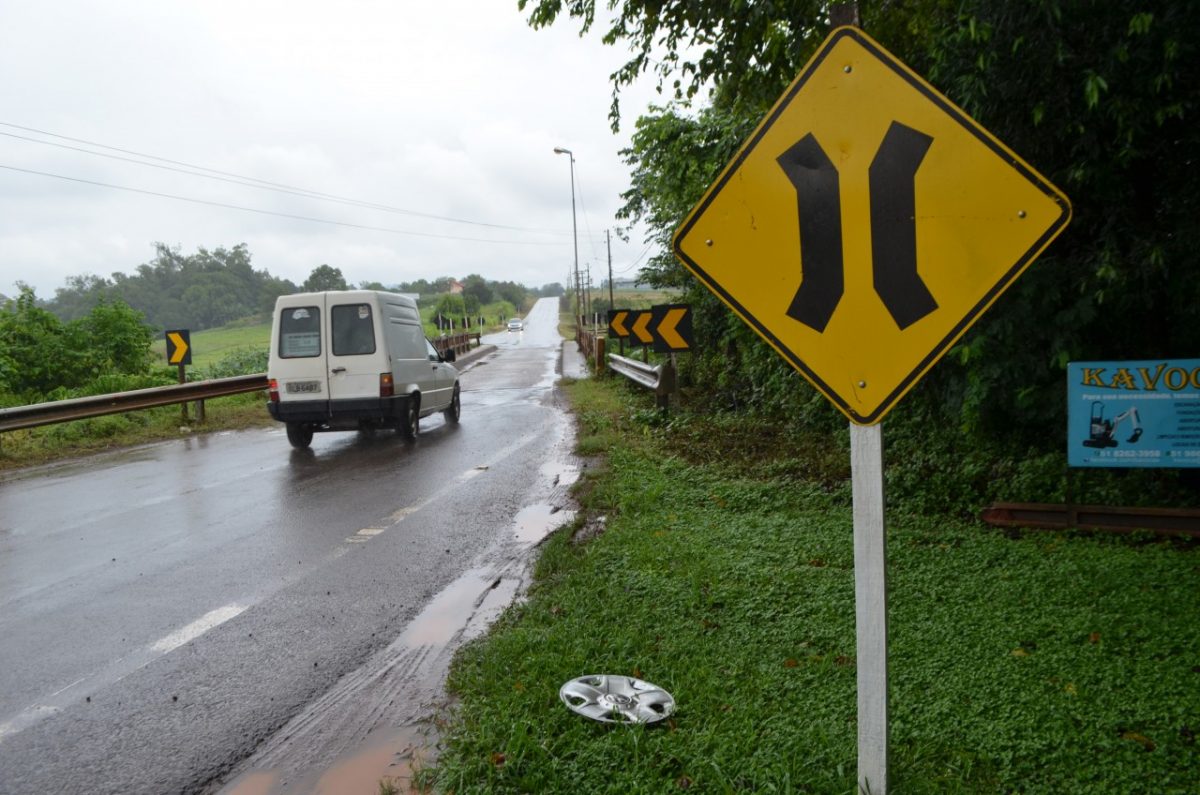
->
[435, 294, 466, 320]
[46, 243, 299, 331]
[462, 274, 494, 307]
[525, 0, 1200, 444]
[302, 264, 348, 292]
[0, 286, 91, 396]
[80, 300, 154, 375]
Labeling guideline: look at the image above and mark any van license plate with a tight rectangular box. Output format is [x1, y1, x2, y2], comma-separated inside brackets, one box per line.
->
[286, 380, 322, 394]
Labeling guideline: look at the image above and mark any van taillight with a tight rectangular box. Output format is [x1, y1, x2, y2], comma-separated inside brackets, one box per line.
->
[379, 373, 394, 397]
[269, 378, 280, 402]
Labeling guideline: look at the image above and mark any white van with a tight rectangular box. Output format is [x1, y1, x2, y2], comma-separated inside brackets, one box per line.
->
[267, 290, 460, 449]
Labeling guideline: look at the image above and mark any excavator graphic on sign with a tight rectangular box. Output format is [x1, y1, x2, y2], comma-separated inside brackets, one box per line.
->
[1082, 402, 1143, 448]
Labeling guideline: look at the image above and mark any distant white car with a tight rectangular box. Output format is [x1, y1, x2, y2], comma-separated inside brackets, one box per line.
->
[507, 318, 524, 332]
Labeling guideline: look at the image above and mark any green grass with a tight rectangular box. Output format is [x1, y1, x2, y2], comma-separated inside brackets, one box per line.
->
[146, 296, 520, 370]
[150, 319, 271, 369]
[427, 377, 1200, 794]
[608, 288, 684, 310]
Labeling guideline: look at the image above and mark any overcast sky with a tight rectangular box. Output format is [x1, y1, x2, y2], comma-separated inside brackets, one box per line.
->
[0, 1, 668, 299]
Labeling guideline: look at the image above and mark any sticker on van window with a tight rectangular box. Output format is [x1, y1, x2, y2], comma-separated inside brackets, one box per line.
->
[291, 308, 310, 320]
[358, 306, 370, 319]
[282, 333, 320, 357]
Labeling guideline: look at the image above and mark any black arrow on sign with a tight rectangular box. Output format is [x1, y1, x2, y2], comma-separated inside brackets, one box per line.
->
[870, 121, 938, 330]
[778, 133, 844, 333]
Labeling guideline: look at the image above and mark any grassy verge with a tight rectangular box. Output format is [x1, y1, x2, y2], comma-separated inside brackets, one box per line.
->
[150, 319, 271, 368]
[427, 376, 1200, 793]
[558, 312, 575, 341]
[0, 393, 273, 471]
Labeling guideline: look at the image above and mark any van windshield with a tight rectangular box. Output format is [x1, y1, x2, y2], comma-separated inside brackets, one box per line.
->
[332, 304, 376, 356]
[279, 306, 321, 358]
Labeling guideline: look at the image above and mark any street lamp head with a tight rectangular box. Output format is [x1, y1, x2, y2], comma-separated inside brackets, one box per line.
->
[553, 146, 572, 155]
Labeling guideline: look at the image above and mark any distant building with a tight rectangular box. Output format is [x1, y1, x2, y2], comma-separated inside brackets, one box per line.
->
[610, 278, 651, 291]
[449, 279, 465, 295]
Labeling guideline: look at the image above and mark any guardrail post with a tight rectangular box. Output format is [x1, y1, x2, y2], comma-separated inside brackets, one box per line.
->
[596, 337, 606, 373]
[196, 399, 206, 424]
[655, 358, 675, 414]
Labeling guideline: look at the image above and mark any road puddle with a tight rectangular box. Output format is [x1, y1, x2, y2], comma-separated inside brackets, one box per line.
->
[218, 568, 522, 795]
[512, 503, 577, 544]
[539, 460, 580, 489]
[224, 724, 430, 795]
[312, 724, 430, 794]
[399, 567, 516, 647]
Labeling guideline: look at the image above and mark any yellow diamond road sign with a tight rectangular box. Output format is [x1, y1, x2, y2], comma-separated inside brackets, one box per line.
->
[673, 27, 1071, 424]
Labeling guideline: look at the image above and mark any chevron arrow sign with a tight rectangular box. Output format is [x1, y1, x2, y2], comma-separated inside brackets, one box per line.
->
[607, 305, 693, 352]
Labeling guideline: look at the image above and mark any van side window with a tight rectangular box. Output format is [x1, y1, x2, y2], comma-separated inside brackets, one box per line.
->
[279, 306, 321, 358]
[425, 339, 440, 361]
[332, 304, 377, 356]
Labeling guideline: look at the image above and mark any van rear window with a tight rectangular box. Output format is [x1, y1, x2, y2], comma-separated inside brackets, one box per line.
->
[279, 306, 321, 358]
[332, 304, 376, 356]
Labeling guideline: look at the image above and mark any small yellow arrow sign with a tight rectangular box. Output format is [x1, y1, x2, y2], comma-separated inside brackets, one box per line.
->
[657, 308, 689, 350]
[609, 310, 630, 338]
[631, 312, 654, 344]
[166, 330, 191, 365]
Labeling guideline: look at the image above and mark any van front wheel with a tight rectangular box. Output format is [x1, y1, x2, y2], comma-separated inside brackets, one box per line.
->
[285, 422, 313, 450]
[399, 396, 419, 439]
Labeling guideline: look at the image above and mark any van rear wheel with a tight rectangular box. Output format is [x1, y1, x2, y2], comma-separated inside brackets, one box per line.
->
[444, 384, 461, 423]
[399, 395, 419, 439]
[285, 422, 313, 450]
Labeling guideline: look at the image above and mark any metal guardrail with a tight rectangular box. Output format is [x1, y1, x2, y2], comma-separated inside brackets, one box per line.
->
[980, 502, 1200, 539]
[433, 331, 481, 358]
[0, 374, 268, 433]
[608, 353, 676, 410]
[575, 316, 607, 372]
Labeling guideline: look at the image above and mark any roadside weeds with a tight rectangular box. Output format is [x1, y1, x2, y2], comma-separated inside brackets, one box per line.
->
[423, 375, 1200, 793]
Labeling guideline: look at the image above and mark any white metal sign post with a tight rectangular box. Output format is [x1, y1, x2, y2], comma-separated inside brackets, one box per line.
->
[851, 423, 888, 793]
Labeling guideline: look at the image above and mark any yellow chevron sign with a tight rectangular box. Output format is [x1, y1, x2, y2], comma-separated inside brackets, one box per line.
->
[165, 329, 191, 366]
[607, 305, 694, 352]
[631, 312, 654, 344]
[607, 310, 631, 338]
[650, 305, 693, 352]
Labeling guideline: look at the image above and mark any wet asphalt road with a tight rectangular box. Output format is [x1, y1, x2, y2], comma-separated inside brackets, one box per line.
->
[0, 298, 575, 794]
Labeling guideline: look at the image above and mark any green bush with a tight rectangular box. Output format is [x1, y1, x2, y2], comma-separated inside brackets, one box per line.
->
[192, 347, 268, 379]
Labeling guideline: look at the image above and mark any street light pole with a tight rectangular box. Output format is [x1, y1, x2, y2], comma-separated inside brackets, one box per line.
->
[553, 146, 580, 321]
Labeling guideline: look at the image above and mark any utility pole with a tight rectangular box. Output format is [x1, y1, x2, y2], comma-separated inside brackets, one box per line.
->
[606, 229, 614, 311]
[553, 147, 581, 320]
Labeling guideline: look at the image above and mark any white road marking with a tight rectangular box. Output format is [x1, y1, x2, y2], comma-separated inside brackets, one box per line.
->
[383, 432, 540, 528]
[150, 604, 246, 654]
[356, 528, 385, 537]
[0, 705, 58, 742]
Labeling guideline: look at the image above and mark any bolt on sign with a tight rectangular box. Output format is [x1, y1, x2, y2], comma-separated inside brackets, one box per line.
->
[673, 26, 1071, 424]
[165, 329, 191, 366]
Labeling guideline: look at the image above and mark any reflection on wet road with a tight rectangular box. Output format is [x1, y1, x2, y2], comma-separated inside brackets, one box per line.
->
[0, 297, 580, 795]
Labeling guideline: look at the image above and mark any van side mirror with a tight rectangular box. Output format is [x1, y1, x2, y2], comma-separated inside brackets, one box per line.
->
[443, 349, 456, 363]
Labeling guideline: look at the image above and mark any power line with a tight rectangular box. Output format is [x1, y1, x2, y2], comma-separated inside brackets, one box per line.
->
[614, 241, 655, 274]
[0, 121, 587, 236]
[0, 163, 572, 247]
